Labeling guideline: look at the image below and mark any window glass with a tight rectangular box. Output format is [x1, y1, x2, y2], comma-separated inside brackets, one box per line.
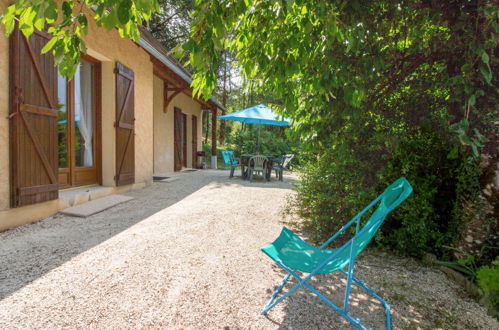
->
[57, 73, 68, 168]
[74, 60, 94, 167]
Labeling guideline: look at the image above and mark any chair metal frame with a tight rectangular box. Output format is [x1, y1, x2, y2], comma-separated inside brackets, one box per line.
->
[261, 178, 413, 329]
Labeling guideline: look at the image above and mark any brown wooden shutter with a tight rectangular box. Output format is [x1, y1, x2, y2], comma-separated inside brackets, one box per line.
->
[191, 115, 198, 168]
[115, 62, 135, 186]
[9, 27, 59, 207]
[173, 108, 182, 171]
[182, 113, 187, 167]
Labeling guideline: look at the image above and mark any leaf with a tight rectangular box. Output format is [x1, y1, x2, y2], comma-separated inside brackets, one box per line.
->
[62, 1, 72, 19]
[480, 65, 492, 85]
[41, 37, 58, 54]
[468, 94, 476, 107]
[447, 146, 458, 159]
[53, 42, 65, 64]
[1, 5, 16, 36]
[34, 17, 44, 31]
[45, 1, 58, 22]
[117, 1, 131, 24]
[19, 6, 36, 38]
[77, 14, 88, 34]
[481, 51, 489, 64]
[471, 143, 478, 157]
[103, 10, 119, 31]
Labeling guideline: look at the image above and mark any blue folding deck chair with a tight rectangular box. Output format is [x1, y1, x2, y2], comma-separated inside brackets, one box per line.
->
[260, 177, 413, 330]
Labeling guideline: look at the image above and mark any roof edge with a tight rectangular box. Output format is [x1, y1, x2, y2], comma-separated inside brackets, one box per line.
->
[137, 37, 226, 111]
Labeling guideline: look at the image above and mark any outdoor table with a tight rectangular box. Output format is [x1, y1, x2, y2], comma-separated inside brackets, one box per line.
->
[240, 154, 280, 181]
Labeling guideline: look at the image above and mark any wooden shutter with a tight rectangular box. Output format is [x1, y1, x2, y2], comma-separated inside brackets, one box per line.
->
[182, 113, 187, 167]
[115, 62, 135, 186]
[173, 108, 182, 171]
[9, 27, 59, 207]
[191, 115, 198, 168]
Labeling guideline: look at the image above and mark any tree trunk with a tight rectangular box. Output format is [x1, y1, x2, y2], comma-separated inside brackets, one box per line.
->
[219, 51, 228, 144]
[204, 110, 210, 144]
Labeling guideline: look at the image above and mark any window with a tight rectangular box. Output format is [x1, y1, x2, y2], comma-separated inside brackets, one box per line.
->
[57, 57, 101, 188]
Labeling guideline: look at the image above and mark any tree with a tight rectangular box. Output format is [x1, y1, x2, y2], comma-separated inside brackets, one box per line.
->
[1, 0, 159, 77]
[148, 0, 194, 59]
[185, 1, 497, 153]
[185, 0, 498, 246]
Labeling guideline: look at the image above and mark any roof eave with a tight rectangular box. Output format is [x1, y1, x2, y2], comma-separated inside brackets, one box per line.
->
[137, 37, 226, 112]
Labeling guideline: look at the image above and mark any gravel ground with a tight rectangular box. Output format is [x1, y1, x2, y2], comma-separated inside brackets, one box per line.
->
[0, 170, 497, 329]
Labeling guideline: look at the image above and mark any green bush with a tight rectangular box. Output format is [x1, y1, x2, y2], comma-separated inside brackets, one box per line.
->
[289, 127, 482, 257]
[376, 128, 481, 257]
[226, 126, 294, 157]
[477, 259, 499, 317]
[287, 147, 374, 243]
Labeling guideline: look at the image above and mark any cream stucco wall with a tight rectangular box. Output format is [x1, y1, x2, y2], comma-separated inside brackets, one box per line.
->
[174, 94, 203, 169]
[153, 74, 171, 173]
[0, 0, 212, 231]
[81, 11, 154, 188]
[0, 1, 155, 230]
[153, 75, 204, 174]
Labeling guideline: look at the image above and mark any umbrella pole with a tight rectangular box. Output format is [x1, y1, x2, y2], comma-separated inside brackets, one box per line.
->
[257, 125, 261, 154]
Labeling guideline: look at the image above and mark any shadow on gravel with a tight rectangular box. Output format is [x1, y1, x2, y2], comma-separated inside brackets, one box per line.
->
[206, 172, 298, 190]
[263, 258, 431, 329]
[0, 170, 280, 300]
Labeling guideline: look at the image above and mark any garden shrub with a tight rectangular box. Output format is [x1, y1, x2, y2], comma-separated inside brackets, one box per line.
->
[477, 258, 499, 317]
[376, 127, 481, 257]
[287, 145, 375, 244]
[289, 127, 482, 258]
[226, 126, 294, 157]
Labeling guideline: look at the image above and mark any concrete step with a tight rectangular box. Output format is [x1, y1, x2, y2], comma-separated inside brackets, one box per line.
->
[60, 194, 134, 217]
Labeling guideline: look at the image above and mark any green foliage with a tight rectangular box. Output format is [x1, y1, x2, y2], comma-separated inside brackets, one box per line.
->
[288, 151, 372, 243]
[226, 125, 293, 157]
[377, 128, 481, 257]
[1, 0, 159, 77]
[477, 259, 499, 317]
[434, 246, 480, 279]
[186, 1, 497, 258]
[288, 126, 482, 257]
[149, 0, 194, 56]
[186, 1, 497, 145]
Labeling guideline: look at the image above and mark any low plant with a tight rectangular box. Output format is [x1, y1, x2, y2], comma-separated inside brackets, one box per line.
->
[477, 258, 499, 317]
[434, 246, 479, 279]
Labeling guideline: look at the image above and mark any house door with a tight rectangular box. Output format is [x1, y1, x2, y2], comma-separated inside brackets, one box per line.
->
[192, 115, 198, 168]
[174, 108, 184, 171]
[182, 113, 187, 167]
[57, 56, 101, 188]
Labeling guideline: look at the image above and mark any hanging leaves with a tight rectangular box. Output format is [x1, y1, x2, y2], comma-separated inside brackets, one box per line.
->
[1, 0, 160, 78]
[185, 0, 497, 155]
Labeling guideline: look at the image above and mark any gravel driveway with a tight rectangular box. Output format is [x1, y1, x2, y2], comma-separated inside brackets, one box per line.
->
[0, 170, 497, 329]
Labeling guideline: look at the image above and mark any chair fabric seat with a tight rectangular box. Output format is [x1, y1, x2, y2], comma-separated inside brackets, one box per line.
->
[261, 227, 349, 274]
[260, 177, 413, 329]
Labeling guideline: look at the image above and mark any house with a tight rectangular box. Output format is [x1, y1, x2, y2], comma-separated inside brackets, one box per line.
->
[0, 0, 223, 231]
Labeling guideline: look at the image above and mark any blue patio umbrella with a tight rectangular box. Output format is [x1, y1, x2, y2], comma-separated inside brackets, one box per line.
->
[219, 104, 291, 126]
[219, 104, 291, 152]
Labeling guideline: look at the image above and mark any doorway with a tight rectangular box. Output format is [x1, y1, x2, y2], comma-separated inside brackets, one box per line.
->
[192, 115, 198, 168]
[174, 108, 187, 171]
[57, 56, 101, 188]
